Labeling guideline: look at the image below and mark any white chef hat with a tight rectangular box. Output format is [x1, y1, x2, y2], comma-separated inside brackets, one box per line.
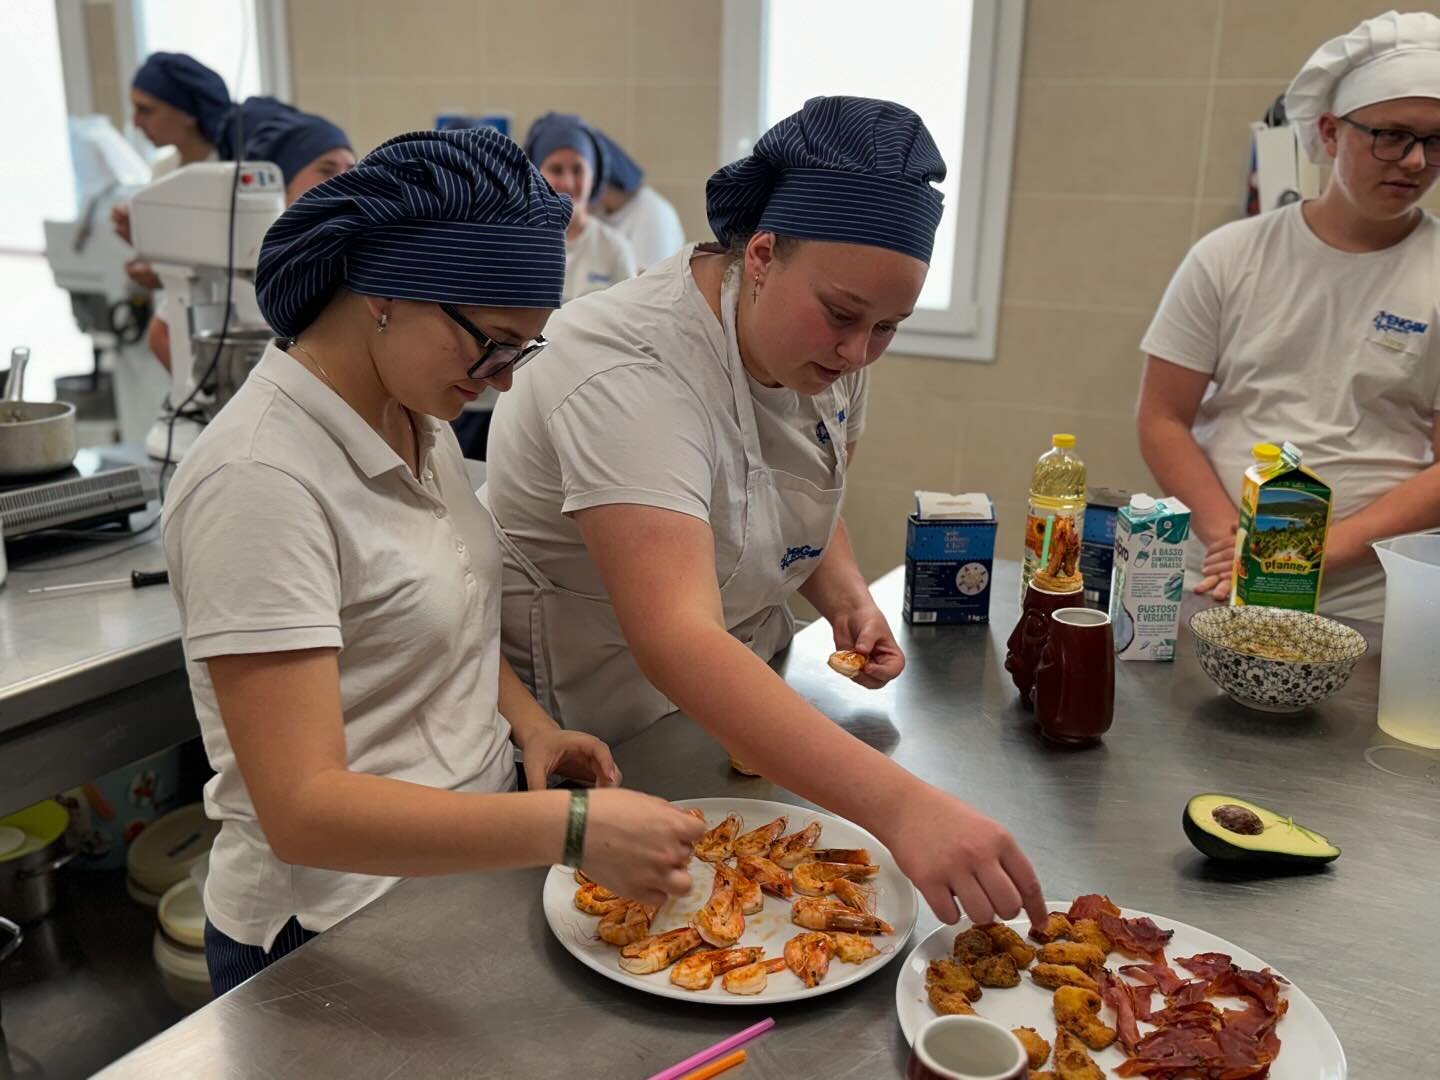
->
[1284, 10, 1440, 164]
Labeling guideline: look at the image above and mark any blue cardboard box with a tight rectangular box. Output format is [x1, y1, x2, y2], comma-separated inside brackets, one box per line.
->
[903, 495, 997, 625]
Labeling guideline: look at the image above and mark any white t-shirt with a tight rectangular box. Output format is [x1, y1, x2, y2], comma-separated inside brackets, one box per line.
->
[1141, 203, 1440, 620]
[162, 345, 515, 949]
[747, 370, 868, 485]
[565, 217, 637, 302]
[602, 185, 686, 271]
[485, 247, 869, 602]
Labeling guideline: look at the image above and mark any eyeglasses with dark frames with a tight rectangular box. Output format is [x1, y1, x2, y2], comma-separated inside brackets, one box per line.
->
[439, 303, 548, 380]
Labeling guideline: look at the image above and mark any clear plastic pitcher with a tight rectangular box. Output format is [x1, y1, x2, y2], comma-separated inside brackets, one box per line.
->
[1374, 533, 1440, 749]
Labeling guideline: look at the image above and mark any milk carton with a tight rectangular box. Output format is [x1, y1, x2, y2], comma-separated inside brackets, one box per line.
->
[1232, 442, 1332, 613]
[1109, 494, 1191, 661]
[903, 492, 997, 625]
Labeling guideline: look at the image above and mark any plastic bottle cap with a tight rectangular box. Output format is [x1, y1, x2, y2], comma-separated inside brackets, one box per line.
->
[1252, 442, 1282, 461]
[1051, 434, 1076, 448]
[1129, 493, 1157, 514]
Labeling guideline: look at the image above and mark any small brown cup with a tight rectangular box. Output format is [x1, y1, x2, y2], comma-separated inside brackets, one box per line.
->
[1033, 607, 1115, 744]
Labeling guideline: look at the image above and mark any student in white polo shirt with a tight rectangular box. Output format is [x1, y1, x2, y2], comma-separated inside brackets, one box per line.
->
[162, 129, 702, 995]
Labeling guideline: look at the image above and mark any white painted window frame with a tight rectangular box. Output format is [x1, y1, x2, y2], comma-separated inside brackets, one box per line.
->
[56, 0, 291, 133]
[720, 0, 1025, 362]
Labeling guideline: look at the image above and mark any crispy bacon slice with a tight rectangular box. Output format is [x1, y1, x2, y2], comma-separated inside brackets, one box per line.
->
[1066, 893, 1121, 922]
[1119, 960, 1185, 996]
[1175, 951, 1235, 981]
[1099, 971, 1143, 1052]
[1098, 913, 1174, 962]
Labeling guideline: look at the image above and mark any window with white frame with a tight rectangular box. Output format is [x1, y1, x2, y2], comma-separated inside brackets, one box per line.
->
[720, 0, 1024, 361]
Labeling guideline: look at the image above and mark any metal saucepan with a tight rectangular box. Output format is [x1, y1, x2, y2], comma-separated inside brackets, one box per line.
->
[0, 347, 78, 478]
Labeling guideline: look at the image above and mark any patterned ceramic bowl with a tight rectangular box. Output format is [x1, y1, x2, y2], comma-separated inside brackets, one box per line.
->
[1189, 606, 1369, 713]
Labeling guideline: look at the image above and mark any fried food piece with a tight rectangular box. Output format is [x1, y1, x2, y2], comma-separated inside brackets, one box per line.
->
[972, 952, 1021, 988]
[983, 923, 1037, 968]
[828, 649, 867, 678]
[1029, 1073, 1058, 1080]
[827, 931, 880, 963]
[1030, 963, 1100, 993]
[1052, 1029, 1104, 1080]
[926, 958, 982, 1001]
[953, 926, 996, 963]
[1053, 986, 1117, 1051]
[927, 984, 977, 1015]
[1037, 941, 1106, 973]
[1012, 1026, 1051, 1069]
[1067, 918, 1112, 955]
[1029, 912, 1073, 944]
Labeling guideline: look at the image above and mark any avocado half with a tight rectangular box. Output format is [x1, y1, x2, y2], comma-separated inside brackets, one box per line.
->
[1184, 793, 1340, 866]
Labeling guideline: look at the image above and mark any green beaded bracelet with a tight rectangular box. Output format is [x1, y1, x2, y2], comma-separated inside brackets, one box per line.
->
[562, 788, 589, 868]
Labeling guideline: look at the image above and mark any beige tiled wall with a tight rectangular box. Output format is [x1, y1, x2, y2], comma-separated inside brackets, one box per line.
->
[285, 0, 721, 245]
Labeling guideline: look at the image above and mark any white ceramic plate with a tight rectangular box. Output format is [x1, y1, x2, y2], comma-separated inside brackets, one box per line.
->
[543, 796, 917, 1004]
[895, 902, 1344, 1079]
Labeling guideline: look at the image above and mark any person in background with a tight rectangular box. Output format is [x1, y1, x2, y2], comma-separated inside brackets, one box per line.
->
[113, 52, 234, 290]
[143, 102, 356, 374]
[486, 97, 1047, 931]
[1138, 10, 1440, 620]
[162, 128, 702, 995]
[591, 127, 687, 271]
[450, 112, 641, 460]
[524, 112, 637, 302]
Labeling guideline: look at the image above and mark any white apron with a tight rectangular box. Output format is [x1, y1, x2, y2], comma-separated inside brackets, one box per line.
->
[489, 267, 849, 745]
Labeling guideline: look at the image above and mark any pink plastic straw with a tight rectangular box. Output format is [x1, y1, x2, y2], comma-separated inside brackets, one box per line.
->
[646, 1018, 775, 1080]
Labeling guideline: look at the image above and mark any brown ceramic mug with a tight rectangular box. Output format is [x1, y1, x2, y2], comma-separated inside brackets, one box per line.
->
[1033, 607, 1115, 744]
[1004, 582, 1084, 710]
[906, 1016, 1028, 1080]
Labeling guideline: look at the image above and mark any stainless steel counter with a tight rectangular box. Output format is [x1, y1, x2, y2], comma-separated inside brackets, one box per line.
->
[0, 459, 489, 817]
[0, 515, 197, 816]
[97, 562, 1437, 1078]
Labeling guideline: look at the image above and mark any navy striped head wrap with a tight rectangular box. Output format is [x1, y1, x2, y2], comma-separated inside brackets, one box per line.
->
[523, 112, 605, 179]
[243, 108, 351, 186]
[706, 96, 946, 263]
[132, 52, 233, 146]
[592, 129, 644, 194]
[256, 128, 573, 338]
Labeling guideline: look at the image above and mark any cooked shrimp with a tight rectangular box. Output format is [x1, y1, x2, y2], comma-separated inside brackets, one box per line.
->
[693, 868, 745, 947]
[732, 815, 788, 857]
[829, 877, 875, 912]
[784, 932, 833, 988]
[807, 848, 872, 865]
[721, 956, 787, 996]
[769, 822, 823, 868]
[792, 860, 880, 897]
[597, 900, 658, 946]
[574, 882, 626, 916]
[669, 946, 764, 991]
[618, 927, 702, 975]
[791, 896, 893, 934]
[694, 813, 742, 863]
[828, 649, 867, 678]
[714, 861, 762, 915]
[573, 869, 594, 886]
[827, 932, 880, 963]
[734, 854, 793, 899]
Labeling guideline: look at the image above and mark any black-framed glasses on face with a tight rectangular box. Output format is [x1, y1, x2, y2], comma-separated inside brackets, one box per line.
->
[1338, 116, 1440, 167]
[438, 302, 548, 380]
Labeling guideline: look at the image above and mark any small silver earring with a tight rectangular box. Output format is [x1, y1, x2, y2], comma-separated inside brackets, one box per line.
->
[376, 313, 389, 333]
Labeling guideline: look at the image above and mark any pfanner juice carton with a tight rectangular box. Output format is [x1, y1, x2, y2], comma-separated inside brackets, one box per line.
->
[1110, 494, 1191, 661]
[1232, 441, 1332, 612]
